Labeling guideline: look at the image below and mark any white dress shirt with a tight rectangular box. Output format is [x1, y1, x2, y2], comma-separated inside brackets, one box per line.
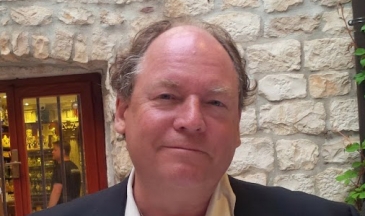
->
[125, 168, 236, 216]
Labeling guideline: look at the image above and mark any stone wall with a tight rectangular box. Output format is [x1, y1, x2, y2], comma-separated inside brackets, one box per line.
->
[0, 0, 359, 202]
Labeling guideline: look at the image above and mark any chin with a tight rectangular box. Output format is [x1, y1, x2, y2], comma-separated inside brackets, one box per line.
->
[161, 164, 209, 188]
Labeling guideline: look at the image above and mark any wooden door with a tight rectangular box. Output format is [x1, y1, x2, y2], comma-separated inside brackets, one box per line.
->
[0, 73, 107, 215]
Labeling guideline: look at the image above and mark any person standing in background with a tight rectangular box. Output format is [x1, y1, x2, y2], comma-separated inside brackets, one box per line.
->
[48, 141, 81, 208]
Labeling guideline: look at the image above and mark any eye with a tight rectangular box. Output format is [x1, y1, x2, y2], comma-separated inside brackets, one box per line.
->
[158, 94, 174, 100]
[208, 100, 225, 107]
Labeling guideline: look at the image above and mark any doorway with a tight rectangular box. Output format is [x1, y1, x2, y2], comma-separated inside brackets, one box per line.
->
[0, 73, 107, 215]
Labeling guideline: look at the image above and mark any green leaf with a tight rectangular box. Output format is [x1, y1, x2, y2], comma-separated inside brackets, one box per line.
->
[336, 170, 358, 181]
[351, 192, 360, 199]
[361, 25, 365, 32]
[361, 141, 365, 149]
[346, 197, 356, 205]
[349, 191, 357, 196]
[355, 72, 365, 85]
[355, 48, 365, 56]
[360, 192, 365, 199]
[346, 143, 360, 152]
[347, 192, 357, 203]
[352, 161, 362, 168]
[345, 179, 351, 185]
[361, 58, 365, 68]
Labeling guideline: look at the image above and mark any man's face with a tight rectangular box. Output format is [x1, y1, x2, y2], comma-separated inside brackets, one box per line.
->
[115, 26, 241, 188]
[52, 145, 61, 162]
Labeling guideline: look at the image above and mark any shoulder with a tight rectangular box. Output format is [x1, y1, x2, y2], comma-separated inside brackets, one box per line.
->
[229, 176, 359, 216]
[29, 178, 128, 216]
[65, 161, 78, 168]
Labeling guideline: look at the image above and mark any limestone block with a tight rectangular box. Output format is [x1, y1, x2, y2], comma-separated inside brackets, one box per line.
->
[236, 44, 245, 58]
[263, 0, 303, 13]
[115, 0, 143, 4]
[104, 93, 116, 123]
[316, 167, 351, 202]
[59, 7, 94, 25]
[274, 174, 315, 194]
[330, 99, 359, 131]
[258, 74, 307, 101]
[73, 34, 88, 63]
[234, 172, 267, 185]
[206, 12, 260, 42]
[222, 0, 260, 8]
[140, 7, 154, 14]
[309, 71, 350, 98]
[322, 8, 353, 35]
[239, 108, 257, 135]
[12, 32, 29, 56]
[312, 0, 350, 7]
[11, 6, 52, 26]
[1, 18, 9, 26]
[265, 15, 320, 37]
[51, 30, 73, 61]
[0, 32, 11, 55]
[105, 64, 115, 92]
[100, 10, 124, 26]
[304, 38, 353, 71]
[228, 137, 274, 175]
[259, 101, 326, 135]
[91, 32, 115, 61]
[0, 6, 9, 26]
[57, 0, 99, 2]
[323, 136, 359, 163]
[246, 39, 301, 74]
[111, 137, 133, 180]
[32, 35, 49, 59]
[164, 0, 214, 17]
[276, 139, 319, 171]
[0, 7, 6, 13]
[130, 15, 162, 39]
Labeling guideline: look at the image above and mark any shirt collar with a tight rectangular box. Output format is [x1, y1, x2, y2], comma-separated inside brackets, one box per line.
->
[125, 168, 236, 216]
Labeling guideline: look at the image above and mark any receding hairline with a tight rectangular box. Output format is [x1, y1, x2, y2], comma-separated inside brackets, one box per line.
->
[137, 24, 236, 76]
[146, 24, 230, 54]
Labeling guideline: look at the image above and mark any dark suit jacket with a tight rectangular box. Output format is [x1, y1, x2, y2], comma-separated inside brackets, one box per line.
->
[30, 176, 359, 216]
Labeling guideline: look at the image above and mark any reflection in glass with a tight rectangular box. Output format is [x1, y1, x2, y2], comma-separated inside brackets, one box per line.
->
[0, 93, 16, 216]
[24, 95, 86, 212]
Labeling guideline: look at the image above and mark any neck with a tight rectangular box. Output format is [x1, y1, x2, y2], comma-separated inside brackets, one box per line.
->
[133, 172, 218, 216]
[57, 156, 70, 163]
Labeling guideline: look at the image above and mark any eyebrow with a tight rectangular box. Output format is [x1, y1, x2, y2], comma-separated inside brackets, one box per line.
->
[153, 79, 232, 95]
[210, 86, 230, 94]
[158, 79, 179, 88]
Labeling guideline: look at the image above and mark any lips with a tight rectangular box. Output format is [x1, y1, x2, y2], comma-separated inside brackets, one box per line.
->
[162, 146, 208, 155]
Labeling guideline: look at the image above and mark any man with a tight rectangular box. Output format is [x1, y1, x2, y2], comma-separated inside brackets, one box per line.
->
[31, 19, 359, 216]
[48, 141, 81, 208]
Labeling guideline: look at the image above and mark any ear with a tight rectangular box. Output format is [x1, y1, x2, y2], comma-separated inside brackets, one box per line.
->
[114, 97, 129, 134]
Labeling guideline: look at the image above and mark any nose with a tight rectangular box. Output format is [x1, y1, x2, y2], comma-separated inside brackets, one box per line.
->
[173, 96, 206, 133]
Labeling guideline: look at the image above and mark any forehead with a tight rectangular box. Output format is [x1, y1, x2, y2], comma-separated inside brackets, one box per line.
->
[140, 25, 236, 79]
[146, 25, 231, 59]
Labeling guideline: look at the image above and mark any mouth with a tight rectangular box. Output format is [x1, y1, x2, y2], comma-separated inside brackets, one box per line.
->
[163, 146, 206, 154]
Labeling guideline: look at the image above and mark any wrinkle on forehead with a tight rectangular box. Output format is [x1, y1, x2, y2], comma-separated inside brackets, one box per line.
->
[147, 25, 229, 59]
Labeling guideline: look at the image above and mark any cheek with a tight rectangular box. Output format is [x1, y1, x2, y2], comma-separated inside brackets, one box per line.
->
[209, 121, 240, 154]
[132, 108, 174, 129]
